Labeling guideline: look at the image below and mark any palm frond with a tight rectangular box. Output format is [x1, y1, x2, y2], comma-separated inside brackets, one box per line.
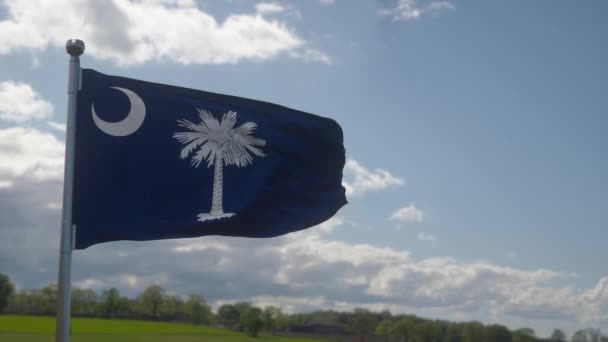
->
[243, 143, 266, 158]
[234, 122, 257, 136]
[198, 109, 221, 131]
[235, 134, 266, 148]
[173, 131, 206, 144]
[222, 140, 253, 167]
[220, 111, 238, 131]
[176, 119, 209, 134]
[192, 141, 217, 168]
[233, 133, 266, 158]
[175, 108, 266, 168]
[179, 136, 208, 159]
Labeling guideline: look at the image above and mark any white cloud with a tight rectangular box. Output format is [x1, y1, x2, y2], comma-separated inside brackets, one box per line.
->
[0, 81, 53, 123]
[390, 204, 424, 223]
[289, 48, 332, 65]
[47, 121, 66, 133]
[314, 216, 344, 234]
[74, 273, 148, 290]
[380, 0, 455, 21]
[255, 2, 285, 14]
[507, 251, 518, 259]
[417, 232, 436, 241]
[115, 219, 593, 325]
[30, 56, 41, 69]
[174, 240, 231, 253]
[0, 0, 328, 65]
[0, 127, 64, 187]
[319, 0, 335, 4]
[342, 159, 404, 197]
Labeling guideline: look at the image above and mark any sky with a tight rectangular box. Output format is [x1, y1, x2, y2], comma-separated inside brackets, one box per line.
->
[0, 0, 607, 338]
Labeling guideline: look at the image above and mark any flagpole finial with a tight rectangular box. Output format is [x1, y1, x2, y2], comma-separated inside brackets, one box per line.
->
[66, 39, 85, 56]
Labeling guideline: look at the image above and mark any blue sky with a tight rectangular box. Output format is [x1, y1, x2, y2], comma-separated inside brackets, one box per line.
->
[0, 0, 606, 337]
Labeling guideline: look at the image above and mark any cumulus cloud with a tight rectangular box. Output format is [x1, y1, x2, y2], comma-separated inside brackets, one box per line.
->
[0, 81, 62, 187]
[313, 216, 344, 234]
[289, 48, 331, 65]
[0, 127, 64, 188]
[380, 0, 455, 21]
[342, 159, 404, 197]
[0, 81, 53, 123]
[390, 204, 424, 223]
[417, 232, 436, 241]
[0, 0, 327, 65]
[255, 2, 285, 15]
[47, 121, 66, 133]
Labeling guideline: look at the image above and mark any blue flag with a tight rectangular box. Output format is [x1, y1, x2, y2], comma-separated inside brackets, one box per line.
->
[73, 69, 347, 249]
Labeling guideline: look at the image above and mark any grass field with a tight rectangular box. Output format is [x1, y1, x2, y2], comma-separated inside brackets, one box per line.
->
[0, 315, 331, 342]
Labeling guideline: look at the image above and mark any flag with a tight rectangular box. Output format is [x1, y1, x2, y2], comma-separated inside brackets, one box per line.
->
[72, 69, 347, 249]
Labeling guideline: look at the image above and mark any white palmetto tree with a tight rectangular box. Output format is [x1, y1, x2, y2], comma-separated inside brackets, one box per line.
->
[173, 109, 266, 221]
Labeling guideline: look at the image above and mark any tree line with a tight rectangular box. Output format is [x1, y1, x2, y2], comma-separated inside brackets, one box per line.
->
[0, 273, 605, 341]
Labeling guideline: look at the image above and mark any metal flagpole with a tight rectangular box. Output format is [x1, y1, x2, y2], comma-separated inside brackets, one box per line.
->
[56, 38, 85, 342]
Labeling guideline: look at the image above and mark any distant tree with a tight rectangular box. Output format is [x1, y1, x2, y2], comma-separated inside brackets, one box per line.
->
[391, 317, 415, 342]
[414, 321, 443, 342]
[587, 328, 601, 342]
[549, 329, 566, 341]
[100, 288, 121, 318]
[513, 328, 535, 342]
[217, 304, 240, 330]
[241, 306, 263, 337]
[116, 296, 133, 319]
[517, 328, 535, 337]
[482, 324, 512, 342]
[572, 330, 590, 342]
[71, 288, 85, 316]
[160, 295, 186, 321]
[288, 312, 307, 326]
[462, 322, 485, 342]
[33, 284, 57, 315]
[444, 323, 463, 342]
[379, 310, 393, 321]
[82, 289, 98, 316]
[186, 294, 212, 325]
[375, 318, 393, 342]
[139, 285, 165, 319]
[351, 308, 377, 342]
[233, 302, 254, 331]
[262, 306, 286, 335]
[0, 273, 14, 313]
[6, 289, 29, 313]
[275, 309, 290, 333]
[309, 309, 341, 325]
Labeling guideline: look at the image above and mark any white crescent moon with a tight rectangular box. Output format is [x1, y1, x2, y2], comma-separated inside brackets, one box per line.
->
[92, 87, 146, 137]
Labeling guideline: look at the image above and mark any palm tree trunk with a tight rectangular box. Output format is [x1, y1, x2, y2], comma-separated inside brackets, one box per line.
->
[210, 154, 223, 215]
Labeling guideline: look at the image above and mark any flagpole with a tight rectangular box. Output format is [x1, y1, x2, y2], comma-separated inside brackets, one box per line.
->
[56, 38, 84, 342]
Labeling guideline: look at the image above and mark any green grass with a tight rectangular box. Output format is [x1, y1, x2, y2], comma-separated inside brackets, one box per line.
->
[0, 315, 331, 342]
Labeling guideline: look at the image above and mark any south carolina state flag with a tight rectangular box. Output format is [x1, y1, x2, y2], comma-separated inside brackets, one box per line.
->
[72, 69, 347, 249]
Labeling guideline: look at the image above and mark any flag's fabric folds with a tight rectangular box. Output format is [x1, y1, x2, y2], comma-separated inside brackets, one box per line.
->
[73, 69, 347, 249]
